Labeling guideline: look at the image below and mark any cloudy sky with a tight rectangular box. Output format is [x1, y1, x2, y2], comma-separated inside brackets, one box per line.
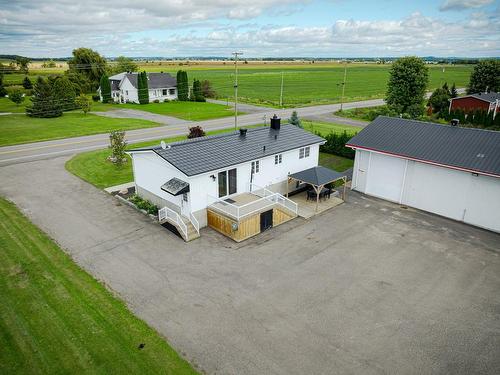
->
[0, 0, 499, 58]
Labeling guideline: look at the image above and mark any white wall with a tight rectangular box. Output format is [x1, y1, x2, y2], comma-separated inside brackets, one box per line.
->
[119, 77, 139, 103]
[148, 87, 177, 101]
[352, 149, 500, 232]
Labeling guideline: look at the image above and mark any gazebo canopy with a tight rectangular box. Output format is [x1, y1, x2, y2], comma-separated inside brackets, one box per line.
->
[289, 166, 346, 187]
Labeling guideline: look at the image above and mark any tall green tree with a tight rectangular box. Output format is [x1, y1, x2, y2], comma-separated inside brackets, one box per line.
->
[192, 79, 205, 102]
[52, 76, 77, 111]
[26, 77, 62, 118]
[0, 75, 7, 97]
[467, 59, 500, 94]
[386, 56, 429, 118]
[137, 71, 149, 104]
[100, 74, 112, 102]
[67, 48, 108, 92]
[15, 56, 31, 74]
[427, 87, 451, 116]
[450, 83, 458, 98]
[176, 70, 189, 101]
[113, 56, 138, 73]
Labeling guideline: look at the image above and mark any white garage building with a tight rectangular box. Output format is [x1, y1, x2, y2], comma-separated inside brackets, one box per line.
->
[347, 116, 500, 233]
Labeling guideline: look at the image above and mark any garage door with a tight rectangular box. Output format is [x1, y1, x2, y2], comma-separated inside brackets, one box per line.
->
[365, 152, 407, 203]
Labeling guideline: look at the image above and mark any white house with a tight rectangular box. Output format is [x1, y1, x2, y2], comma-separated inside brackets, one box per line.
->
[100, 72, 177, 103]
[347, 116, 500, 233]
[127, 120, 326, 241]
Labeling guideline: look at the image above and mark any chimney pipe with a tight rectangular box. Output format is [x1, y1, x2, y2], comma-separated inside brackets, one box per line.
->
[450, 119, 459, 127]
[239, 128, 247, 136]
[270, 114, 281, 130]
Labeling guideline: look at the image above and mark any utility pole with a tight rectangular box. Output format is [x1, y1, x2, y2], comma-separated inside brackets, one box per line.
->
[340, 61, 347, 112]
[279, 71, 284, 108]
[232, 51, 243, 129]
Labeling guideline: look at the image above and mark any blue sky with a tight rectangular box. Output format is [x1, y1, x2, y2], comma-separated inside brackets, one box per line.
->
[0, 0, 498, 57]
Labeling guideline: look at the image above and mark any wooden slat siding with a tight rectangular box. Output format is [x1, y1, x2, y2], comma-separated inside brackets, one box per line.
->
[207, 206, 296, 242]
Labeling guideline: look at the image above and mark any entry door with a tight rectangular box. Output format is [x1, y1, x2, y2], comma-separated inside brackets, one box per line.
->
[180, 193, 190, 217]
[260, 210, 273, 232]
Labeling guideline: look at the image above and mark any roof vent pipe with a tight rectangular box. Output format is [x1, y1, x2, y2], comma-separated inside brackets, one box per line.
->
[270, 114, 281, 130]
[239, 128, 247, 136]
[450, 119, 459, 127]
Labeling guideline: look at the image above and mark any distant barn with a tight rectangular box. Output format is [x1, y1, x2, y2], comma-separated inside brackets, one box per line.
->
[449, 91, 500, 116]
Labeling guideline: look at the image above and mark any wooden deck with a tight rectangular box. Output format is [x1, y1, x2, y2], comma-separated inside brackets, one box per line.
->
[289, 190, 344, 219]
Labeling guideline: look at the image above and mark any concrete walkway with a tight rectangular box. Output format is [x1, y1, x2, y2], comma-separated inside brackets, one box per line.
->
[1, 157, 499, 375]
[92, 108, 190, 125]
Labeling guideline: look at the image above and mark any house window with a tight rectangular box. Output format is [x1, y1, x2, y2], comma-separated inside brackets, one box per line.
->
[125, 90, 128, 95]
[183, 193, 188, 202]
[299, 146, 310, 159]
[218, 168, 237, 198]
[169, 88, 176, 95]
[162, 89, 168, 95]
[251, 160, 260, 174]
[274, 154, 282, 165]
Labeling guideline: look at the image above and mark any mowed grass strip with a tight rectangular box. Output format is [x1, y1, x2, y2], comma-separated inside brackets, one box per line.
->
[105, 101, 240, 121]
[0, 113, 160, 147]
[301, 120, 361, 136]
[0, 197, 197, 374]
[66, 122, 358, 189]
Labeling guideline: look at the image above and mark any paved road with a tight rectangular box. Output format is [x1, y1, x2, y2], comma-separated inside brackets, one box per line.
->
[1, 157, 499, 375]
[207, 99, 269, 113]
[0, 98, 383, 166]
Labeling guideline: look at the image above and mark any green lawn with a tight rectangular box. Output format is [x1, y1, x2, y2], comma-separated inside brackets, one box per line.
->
[66, 123, 356, 189]
[0, 97, 29, 113]
[100, 101, 239, 121]
[302, 120, 361, 136]
[0, 197, 197, 374]
[0, 113, 160, 147]
[319, 152, 354, 172]
[334, 106, 386, 122]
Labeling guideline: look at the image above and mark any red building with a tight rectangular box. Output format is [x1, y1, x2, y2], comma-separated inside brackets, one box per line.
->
[449, 92, 500, 117]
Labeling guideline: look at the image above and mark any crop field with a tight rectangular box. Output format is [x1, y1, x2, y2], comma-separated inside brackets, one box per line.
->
[2, 61, 473, 107]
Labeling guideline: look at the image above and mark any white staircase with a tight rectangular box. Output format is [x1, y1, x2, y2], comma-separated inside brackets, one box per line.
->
[158, 207, 200, 242]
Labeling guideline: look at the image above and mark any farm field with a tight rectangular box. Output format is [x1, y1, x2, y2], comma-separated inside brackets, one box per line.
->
[66, 122, 357, 189]
[0, 197, 197, 374]
[3, 61, 473, 107]
[0, 112, 159, 147]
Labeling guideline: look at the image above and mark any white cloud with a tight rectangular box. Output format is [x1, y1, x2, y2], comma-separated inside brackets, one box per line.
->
[440, 0, 494, 11]
[0, 2, 498, 57]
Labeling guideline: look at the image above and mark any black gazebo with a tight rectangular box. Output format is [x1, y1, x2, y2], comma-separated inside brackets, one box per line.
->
[287, 166, 348, 212]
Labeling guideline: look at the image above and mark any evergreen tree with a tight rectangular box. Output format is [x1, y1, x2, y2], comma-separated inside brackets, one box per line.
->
[137, 71, 149, 104]
[442, 82, 450, 95]
[176, 70, 189, 101]
[192, 79, 205, 102]
[26, 77, 62, 118]
[288, 110, 302, 128]
[52, 76, 77, 111]
[22, 76, 33, 90]
[0, 75, 7, 97]
[450, 83, 458, 98]
[386, 56, 429, 118]
[100, 74, 112, 102]
[427, 87, 451, 117]
[9, 89, 24, 106]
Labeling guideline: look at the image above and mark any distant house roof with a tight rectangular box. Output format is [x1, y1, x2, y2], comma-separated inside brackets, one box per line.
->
[124, 72, 177, 89]
[453, 92, 500, 103]
[346, 116, 500, 178]
[289, 166, 346, 186]
[129, 125, 325, 176]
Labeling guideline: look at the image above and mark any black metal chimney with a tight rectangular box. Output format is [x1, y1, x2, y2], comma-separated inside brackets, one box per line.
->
[239, 128, 247, 136]
[270, 114, 281, 130]
[450, 119, 459, 127]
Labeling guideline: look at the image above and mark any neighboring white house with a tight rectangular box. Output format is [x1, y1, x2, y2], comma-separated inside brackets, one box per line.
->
[127, 121, 325, 241]
[99, 72, 177, 103]
[347, 116, 500, 233]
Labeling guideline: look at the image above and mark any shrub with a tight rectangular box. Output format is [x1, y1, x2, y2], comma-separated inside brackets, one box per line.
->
[319, 130, 357, 159]
[187, 125, 206, 138]
[108, 130, 127, 165]
[288, 111, 302, 127]
[129, 194, 158, 215]
[9, 89, 25, 106]
[75, 94, 92, 114]
[92, 94, 100, 102]
[22, 76, 33, 89]
[153, 99, 159, 103]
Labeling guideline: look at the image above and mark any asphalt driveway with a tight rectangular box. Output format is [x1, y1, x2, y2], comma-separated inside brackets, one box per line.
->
[1, 157, 499, 374]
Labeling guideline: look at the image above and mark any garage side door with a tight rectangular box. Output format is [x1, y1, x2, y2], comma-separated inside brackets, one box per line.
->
[403, 161, 469, 221]
[365, 152, 407, 203]
[463, 174, 500, 232]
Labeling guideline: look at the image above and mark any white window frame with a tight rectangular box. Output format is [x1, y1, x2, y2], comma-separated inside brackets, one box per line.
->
[299, 146, 310, 159]
[274, 154, 282, 165]
[305, 146, 310, 158]
[251, 160, 260, 174]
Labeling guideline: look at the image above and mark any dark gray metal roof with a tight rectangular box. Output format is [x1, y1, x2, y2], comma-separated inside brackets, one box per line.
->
[469, 92, 500, 103]
[131, 125, 325, 176]
[125, 72, 177, 89]
[161, 178, 189, 196]
[346, 116, 500, 177]
[289, 166, 346, 186]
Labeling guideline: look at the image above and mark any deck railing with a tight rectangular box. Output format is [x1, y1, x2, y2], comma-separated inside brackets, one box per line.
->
[189, 212, 200, 235]
[159, 206, 188, 239]
[208, 185, 298, 220]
